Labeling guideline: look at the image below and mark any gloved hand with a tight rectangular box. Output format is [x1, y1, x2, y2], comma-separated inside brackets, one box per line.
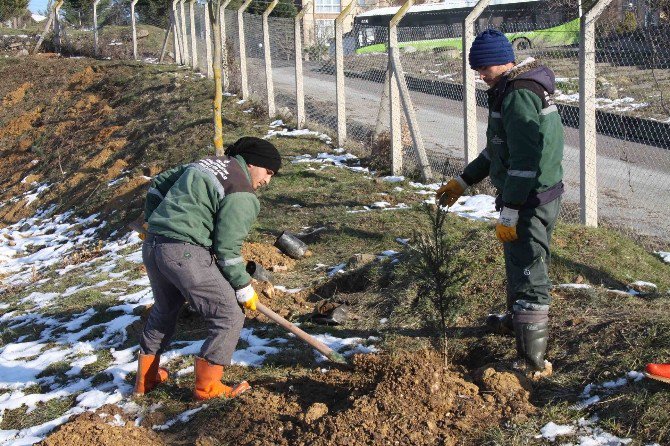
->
[435, 176, 467, 207]
[138, 222, 149, 241]
[235, 284, 259, 311]
[496, 207, 519, 243]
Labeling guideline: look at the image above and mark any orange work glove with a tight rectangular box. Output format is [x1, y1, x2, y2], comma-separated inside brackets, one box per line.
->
[435, 177, 467, 207]
[235, 284, 259, 311]
[496, 207, 519, 243]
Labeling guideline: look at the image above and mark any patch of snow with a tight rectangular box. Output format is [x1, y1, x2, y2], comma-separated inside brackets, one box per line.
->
[656, 251, 670, 263]
[153, 405, 208, 431]
[327, 263, 346, 277]
[274, 286, 302, 294]
[557, 283, 592, 289]
[539, 422, 575, 441]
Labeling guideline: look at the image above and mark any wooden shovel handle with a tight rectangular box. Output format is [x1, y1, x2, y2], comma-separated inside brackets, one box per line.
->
[256, 302, 346, 364]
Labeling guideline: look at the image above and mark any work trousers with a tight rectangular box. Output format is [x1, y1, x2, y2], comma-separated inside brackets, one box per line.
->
[504, 197, 561, 310]
[139, 235, 245, 365]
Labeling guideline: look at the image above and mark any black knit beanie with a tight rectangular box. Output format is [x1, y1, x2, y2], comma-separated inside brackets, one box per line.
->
[225, 137, 282, 173]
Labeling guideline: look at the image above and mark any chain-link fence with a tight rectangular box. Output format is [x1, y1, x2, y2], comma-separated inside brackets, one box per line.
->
[51, 0, 170, 61]
[33, 0, 670, 245]
[590, 5, 670, 242]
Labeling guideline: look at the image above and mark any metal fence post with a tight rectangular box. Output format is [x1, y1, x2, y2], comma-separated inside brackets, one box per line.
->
[189, 0, 197, 69]
[263, 0, 279, 118]
[387, 9, 404, 175]
[462, 0, 490, 165]
[204, 3, 213, 78]
[294, 2, 311, 129]
[172, 0, 182, 64]
[335, 1, 353, 147]
[93, 0, 100, 57]
[54, 0, 63, 53]
[131, 0, 139, 60]
[238, 0, 253, 100]
[579, 0, 613, 227]
[179, 0, 190, 65]
[221, 0, 232, 91]
[389, 0, 432, 182]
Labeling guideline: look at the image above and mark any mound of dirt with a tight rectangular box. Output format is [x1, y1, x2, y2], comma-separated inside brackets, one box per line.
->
[242, 242, 295, 272]
[164, 350, 535, 445]
[473, 363, 536, 418]
[38, 408, 164, 446]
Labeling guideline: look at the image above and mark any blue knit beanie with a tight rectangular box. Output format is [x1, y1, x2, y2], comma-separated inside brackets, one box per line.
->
[468, 29, 515, 69]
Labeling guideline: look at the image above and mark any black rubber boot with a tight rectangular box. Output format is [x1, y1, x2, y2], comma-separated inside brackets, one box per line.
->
[512, 300, 549, 371]
[485, 313, 514, 337]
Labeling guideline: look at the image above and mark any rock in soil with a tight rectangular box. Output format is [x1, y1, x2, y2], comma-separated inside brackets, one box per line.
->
[303, 403, 329, 425]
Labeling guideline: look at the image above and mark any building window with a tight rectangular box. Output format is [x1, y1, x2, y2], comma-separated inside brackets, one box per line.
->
[316, 0, 340, 13]
[316, 19, 335, 42]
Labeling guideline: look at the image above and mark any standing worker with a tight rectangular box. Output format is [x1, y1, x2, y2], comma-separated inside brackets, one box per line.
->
[436, 29, 564, 377]
[133, 136, 281, 400]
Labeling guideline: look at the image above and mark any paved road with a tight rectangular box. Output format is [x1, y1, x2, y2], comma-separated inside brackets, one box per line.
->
[262, 63, 670, 243]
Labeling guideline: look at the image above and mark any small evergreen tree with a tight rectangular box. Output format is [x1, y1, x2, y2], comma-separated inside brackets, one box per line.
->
[408, 204, 469, 367]
[0, 0, 29, 23]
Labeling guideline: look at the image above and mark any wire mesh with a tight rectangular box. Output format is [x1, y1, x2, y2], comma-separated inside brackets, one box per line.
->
[299, 17, 339, 141]
[224, 8, 241, 94]
[592, 3, 670, 242]
[268, 15, 297, 123]
[393, 11, 472, 181]
[243, 12, 268, 105]
[36, 0, 670, 245]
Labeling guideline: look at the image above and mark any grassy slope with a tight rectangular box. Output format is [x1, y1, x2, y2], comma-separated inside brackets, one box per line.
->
[0, 56, 669, 444]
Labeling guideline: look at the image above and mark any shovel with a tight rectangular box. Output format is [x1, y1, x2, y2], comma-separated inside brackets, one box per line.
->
[255, 302, 347, 364]
[129, 222, 347, 365]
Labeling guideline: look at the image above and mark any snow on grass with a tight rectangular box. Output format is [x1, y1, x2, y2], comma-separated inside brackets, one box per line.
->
[266, 120, 333, 144]
[409, 182, 498, 221]
[0, 201, 380, 443]
[656, 251, 670, 263]
[554, 92, 649, 113]
[0, 210, 105, 286]
[571, 370, 645, 411]
[273, 286, 302, 294]
[152, 405, 208, 431]
[556, 283, 592, 290]
[311, 333, 379, 362]
[537, 416, 635, 445]
[539, 422, 575, 441]
[292, 152, 369, 174]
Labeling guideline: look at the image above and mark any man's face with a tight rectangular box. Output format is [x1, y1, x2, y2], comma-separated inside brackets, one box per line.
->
[476, 63, 514, 87]
[248, 164, 274, 190]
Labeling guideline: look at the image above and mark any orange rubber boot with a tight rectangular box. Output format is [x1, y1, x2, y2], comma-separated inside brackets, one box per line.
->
[193, 357, 251, 401]
[134, 353, 169, 395]
[645, 363, 670, 384]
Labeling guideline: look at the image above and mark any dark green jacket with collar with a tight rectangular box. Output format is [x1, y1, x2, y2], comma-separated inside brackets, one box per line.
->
[144, 155, 260, 290]
[461, 58, 564, 209]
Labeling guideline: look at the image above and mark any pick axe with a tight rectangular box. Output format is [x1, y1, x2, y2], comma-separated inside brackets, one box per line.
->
[129, 220, 347, 364]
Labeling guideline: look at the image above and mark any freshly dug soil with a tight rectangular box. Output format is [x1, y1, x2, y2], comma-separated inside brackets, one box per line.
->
[159, 350, 535, 445]
[242, 242, 296, 271]
[37, 407, 164, 446]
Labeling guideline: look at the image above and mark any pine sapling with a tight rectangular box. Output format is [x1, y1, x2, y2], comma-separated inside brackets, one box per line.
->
[409, 204, 468, 367]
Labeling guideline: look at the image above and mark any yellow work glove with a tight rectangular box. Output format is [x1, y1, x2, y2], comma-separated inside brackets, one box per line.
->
[235, 284, 259, 311]
[138, 222, 149, 241]
[435, 176, 467, 207]
[496, 207, 519, 243]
